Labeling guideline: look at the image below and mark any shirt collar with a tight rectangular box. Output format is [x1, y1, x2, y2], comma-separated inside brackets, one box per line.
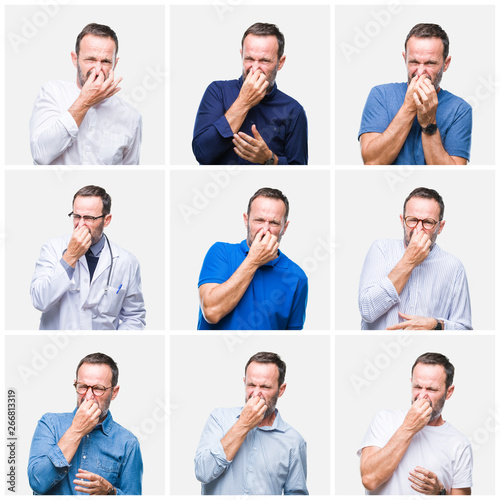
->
[239, 239, 284, 267]
[89, 234, 106, 257]
[237, 75, 278, 100]
[236, 407, 285, 433]
[72, 407, 113, 435]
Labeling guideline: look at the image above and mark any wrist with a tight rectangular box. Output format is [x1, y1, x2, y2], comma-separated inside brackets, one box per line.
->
[107, 485, 117, 495]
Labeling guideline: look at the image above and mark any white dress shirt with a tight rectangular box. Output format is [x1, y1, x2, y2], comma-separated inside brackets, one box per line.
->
[358, 239, 472, 330]
[30, 80, 142, 165]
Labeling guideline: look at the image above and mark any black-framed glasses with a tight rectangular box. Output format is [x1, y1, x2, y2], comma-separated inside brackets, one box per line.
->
[73, 382, 113, 396]
[68, 212, 105, 222]
[404, 216, 440, 230]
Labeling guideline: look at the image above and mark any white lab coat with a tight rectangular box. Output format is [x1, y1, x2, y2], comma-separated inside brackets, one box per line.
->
[31, 235, 146, 330]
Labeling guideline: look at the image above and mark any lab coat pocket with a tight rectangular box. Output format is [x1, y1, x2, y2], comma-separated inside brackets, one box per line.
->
[96, 285, 126, 318]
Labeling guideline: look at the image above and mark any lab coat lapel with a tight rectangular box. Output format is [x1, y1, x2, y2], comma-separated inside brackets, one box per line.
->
[92, 239, 114, 284]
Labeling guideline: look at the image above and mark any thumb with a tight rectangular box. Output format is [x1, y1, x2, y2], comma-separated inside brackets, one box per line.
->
[251, 124, 261, 139]
[398, 312, 411, 320]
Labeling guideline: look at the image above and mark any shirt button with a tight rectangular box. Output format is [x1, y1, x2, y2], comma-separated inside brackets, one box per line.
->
[83, 455, 86, 459]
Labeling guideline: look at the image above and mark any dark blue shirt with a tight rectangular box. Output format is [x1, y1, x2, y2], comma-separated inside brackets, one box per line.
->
[193, 77, 308, 165]
[28, 410, 143, 495]
[197, 240, 308, 330]
[358, 82, 472, 164]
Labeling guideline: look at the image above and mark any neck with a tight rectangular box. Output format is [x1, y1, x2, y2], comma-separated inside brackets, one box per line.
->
[258, 409, 277, 427]
[427, 415, 445, 427]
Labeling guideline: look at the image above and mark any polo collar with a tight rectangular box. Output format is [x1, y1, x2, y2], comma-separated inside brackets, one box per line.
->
[239, 239, 287, 268]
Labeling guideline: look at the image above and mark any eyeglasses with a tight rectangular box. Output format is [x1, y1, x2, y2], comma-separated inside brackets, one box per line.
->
[404, 216, 440, 230]
[73, 382, 113, 396]
[68, 212, 105, 222]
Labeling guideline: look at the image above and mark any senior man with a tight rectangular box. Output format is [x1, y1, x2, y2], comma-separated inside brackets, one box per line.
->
[359, 23, 472, 165]
[197, 187, 308, 330]
[195, 351, 308, 495]
[30, 23, 142, 165]
[193, 22, 308, 165]
[358, 187, 471, 330]
[359, 352, 472, 494]
[31, 185, 146, 330]
[28, 352, 143, 495]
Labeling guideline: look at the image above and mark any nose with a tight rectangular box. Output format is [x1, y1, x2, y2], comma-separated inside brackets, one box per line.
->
[414, 220, 424, 233]
[76, 217, 86, 229]
[84, 387, 95, 401]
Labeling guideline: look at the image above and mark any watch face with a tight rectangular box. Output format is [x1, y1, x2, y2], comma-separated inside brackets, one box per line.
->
[424, 124, 438, 135]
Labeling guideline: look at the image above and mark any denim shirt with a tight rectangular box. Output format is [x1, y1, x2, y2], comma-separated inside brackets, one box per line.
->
[28, 409, 142, 495]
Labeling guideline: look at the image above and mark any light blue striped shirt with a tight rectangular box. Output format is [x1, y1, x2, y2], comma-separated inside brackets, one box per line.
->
[194, 407, 308, 495]
[359, 240, 472, 330]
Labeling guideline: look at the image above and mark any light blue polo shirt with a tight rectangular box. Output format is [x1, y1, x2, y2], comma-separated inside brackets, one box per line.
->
[358, 82, 472, 164]
[197, 240, 308, 330]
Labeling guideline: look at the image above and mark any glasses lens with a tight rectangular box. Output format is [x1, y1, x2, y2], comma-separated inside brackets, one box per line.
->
[72, 214, 82, 221]
[422, 220, 437, 230]
[75, 383, 88, 394]
[405, 217, 419, 228]
[92, 385, 106, 396]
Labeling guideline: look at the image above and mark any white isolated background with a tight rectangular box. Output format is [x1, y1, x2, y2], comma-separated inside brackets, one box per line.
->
[5, 5, 165, 165]
[5, 169, 165, 330]
[335, 169, 495, 330]
[170, 334, 330, 495]
[335, 4, 495, 165]
[170, 169, 330, 330]
[170, 4, 330, 165]
[5, 334, 165, 495]
[335, 334, 495, 494]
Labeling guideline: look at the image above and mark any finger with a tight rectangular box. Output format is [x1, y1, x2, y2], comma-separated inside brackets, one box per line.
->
[414, 466, 432, 477]
[83, 69, 96, 87]
[398, 312, 412, 320]
[236, 131, 254, 144]
[412, 92, 421, 106]
[233, 147, 253, 161]
[386, 321, 406, 330]
[251, 124, 262, 139]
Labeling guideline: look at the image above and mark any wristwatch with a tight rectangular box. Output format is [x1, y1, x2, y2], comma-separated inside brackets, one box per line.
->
[439, 485, 447, 495]
[433, 319, 443, 330]
[263, 152, 275, 165]
[422, 123, 438, 135]
[107, 486, 117, 495]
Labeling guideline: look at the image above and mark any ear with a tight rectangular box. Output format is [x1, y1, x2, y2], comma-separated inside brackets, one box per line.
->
[243, 212, 249, 229]
[110, 385, 120, 400]
[71, 51, 78, 68]
[281, 220, 290, 237]
[240, 48, 243, 58]
[243, 376, 246, 385]
[443, 55, 451, 72]
[113, 56, 119, 70]
[278, 382, 287, 398]
[437, 219, 446, 234]
[445, 384, 454, 400]
[402, 51, 407, 63]
[400, 214, 405, 228]
[277, 54, 286, 71]
[103, 214, 112, 228]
